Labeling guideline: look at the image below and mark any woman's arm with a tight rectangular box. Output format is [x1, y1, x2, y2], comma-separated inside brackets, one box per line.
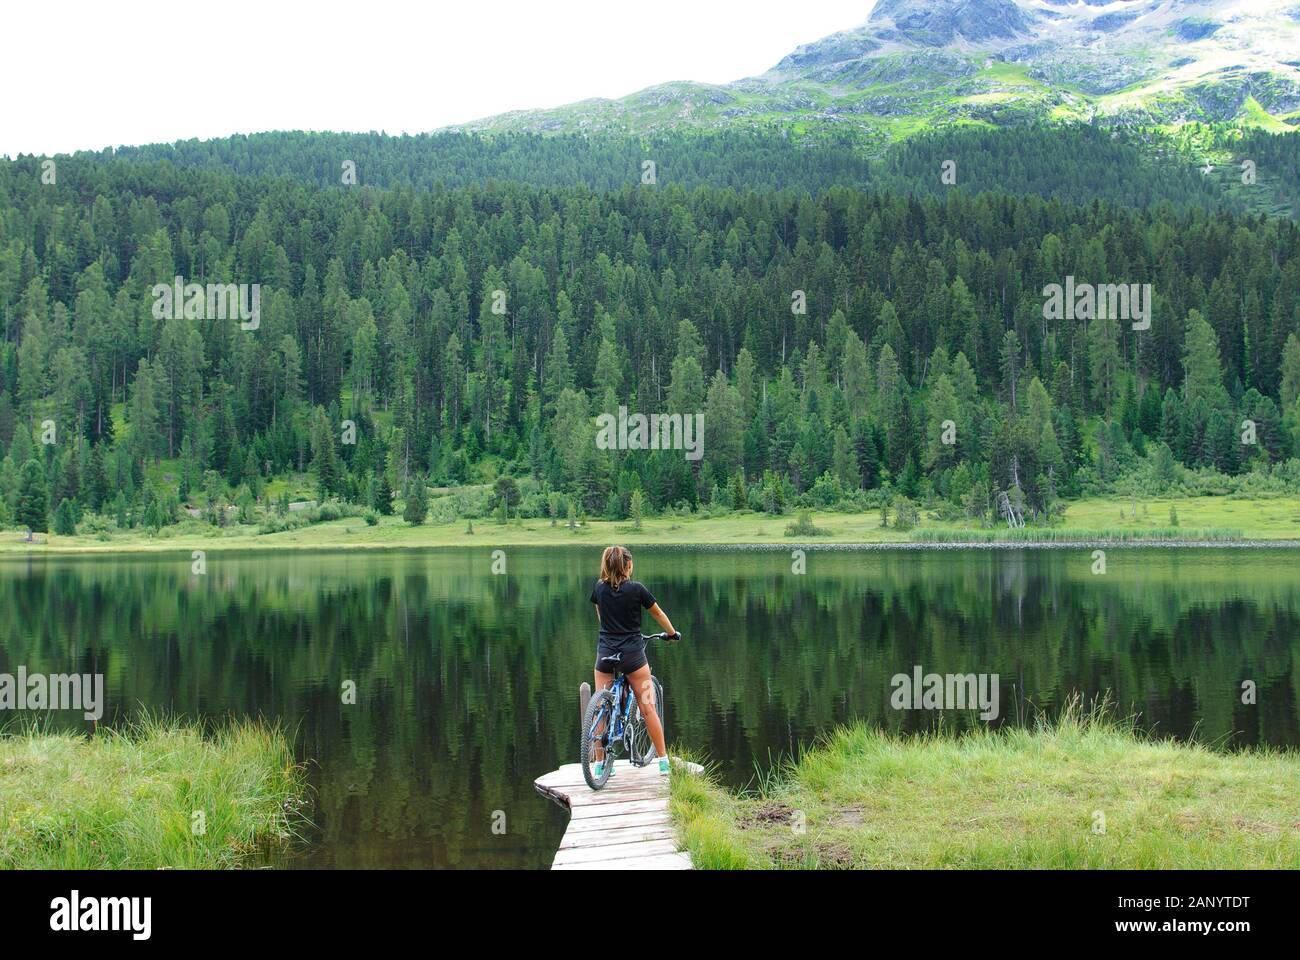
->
[647, 602, 676, 637]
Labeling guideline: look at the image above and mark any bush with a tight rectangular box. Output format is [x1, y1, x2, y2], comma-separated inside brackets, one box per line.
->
[79, 513, 113, 535]
[258, 514, 309, 535]
[808, 471, 843, 507]
[784, 510, 831, 537]
[929, 500, 965, 522]
[256, 501, 364, 535]
[892, 497, 921, 532]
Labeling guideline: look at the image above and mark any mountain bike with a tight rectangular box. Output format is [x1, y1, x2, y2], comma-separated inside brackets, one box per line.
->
[580, 632, 676, 790]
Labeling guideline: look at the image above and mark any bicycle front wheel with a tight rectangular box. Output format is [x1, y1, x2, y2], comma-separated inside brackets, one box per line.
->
[581, 688, 617, 790]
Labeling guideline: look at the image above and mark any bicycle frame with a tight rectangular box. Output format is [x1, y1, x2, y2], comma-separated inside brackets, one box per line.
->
[588, 673, 638, 757]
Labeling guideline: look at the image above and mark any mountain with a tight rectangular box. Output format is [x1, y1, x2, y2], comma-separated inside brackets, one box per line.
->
[451, 0, 1300, 143]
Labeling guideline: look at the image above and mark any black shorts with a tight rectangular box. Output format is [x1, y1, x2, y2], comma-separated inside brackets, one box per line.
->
[594, 636, 647, 675]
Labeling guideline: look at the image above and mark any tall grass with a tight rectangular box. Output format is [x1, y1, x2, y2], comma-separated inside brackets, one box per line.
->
[671, 703, 1300, 869]
[0, 715, 308, 869]
[911, 526, 1243, 543]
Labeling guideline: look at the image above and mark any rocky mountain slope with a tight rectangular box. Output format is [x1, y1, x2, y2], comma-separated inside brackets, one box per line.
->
[451, 1, 1300, 143]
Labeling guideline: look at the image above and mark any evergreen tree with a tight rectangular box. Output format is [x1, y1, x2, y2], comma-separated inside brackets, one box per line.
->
[16, 459, 49, 533]
[629, 488, 645, 530]
[50, 496, 76, 535]
[703, 369, 743, 477]
[403, 476, 428, 525]
[1281, 333, 1300, 413]
[1182, 310, 1229, 409]
[309, 407, 339, 500]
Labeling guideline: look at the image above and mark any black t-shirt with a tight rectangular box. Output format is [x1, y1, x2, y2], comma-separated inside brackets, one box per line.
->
[589, 579, 656, 642]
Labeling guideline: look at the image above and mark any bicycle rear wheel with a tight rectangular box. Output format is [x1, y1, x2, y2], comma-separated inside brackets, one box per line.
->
[580, 688, 617, 790]
[628, 675, 664, 767]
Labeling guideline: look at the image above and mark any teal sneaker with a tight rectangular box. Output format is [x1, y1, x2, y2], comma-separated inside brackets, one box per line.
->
[594, 760, 616, 779]
[658, 757, 670, 775]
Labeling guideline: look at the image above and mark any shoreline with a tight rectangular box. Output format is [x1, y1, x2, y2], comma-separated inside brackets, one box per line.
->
[4, 535, 1300, 558]
[5, 494, 1300, 556]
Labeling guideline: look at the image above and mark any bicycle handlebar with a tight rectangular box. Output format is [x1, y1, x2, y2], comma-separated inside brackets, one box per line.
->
[642, 631, 682, 644]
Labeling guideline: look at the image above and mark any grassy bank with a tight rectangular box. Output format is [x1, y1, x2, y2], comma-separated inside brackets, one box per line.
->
[0, 717, 307, 869]
[5, 494, 1300, 554]
[670, 710, 1300, 869]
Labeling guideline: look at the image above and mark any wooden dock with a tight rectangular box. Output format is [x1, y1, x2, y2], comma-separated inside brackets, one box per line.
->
[534, 760, 697, 870]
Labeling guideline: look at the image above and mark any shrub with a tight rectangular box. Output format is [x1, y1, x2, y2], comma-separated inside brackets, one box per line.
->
[892, 497, 921, 532]
[256, 501, 364, 535]
[808, 471, 843, 507]
[784, 510, 831, 537]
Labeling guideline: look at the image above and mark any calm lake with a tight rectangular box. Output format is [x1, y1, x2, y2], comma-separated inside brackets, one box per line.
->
[2, 546, 1297, 869]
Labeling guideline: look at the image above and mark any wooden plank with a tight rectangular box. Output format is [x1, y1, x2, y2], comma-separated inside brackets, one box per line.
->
[542, 773, 659, 795]
[553, 853, 693, 871]
[536, 784, 655, 807]
[568, 788, 662, 806]
[560, 825, 675, 849]
[568, 800, 667, 820]
[563, 811, 670, 834]
[552, 838, 680, 866]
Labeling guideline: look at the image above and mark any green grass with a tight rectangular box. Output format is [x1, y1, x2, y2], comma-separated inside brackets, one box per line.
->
[5, 494, 1300, 555]
[0, 716, 308, 869]
[1240, 96, 1293, 134]
[978, 60, 1040, 87]
[1064, 494, 1300, 537]
[671, 706, 1300, 869]
[911, 527, 1242, 543]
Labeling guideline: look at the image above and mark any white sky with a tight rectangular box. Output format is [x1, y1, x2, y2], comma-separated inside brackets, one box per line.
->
[3, 0, 875, 158]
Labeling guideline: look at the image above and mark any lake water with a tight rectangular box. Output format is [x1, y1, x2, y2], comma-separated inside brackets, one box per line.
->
[1, 546, 1297, 869]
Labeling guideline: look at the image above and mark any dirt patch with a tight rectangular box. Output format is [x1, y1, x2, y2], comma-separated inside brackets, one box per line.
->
[737, 801, 796, 829]
[1231, 815, 1283, 835]
[766, 839, 856, 869]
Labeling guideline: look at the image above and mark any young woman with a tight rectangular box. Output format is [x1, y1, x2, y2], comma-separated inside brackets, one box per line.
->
[590, 545, 680, 776]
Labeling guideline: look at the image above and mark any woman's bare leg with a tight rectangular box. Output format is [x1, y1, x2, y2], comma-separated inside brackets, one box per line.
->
[592, 669, 614, 762]
[627, 663, 667, 759]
